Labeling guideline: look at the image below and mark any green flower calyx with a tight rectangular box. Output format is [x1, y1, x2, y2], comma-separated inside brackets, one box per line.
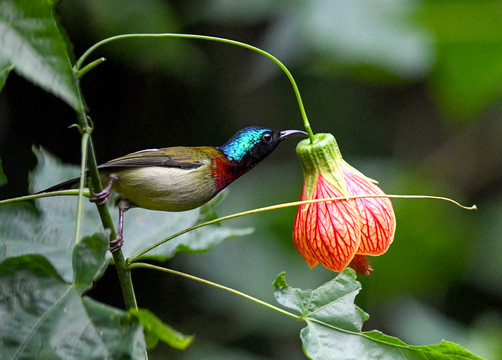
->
[296, 133, 348, 199]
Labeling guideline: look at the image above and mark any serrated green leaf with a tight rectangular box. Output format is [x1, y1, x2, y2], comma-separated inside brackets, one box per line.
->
[83, 297, 147, 359]
[0, 201, 75, 281]
[0, 254, 147, 359]
[197, 191, 227, 222]
[0, 253, 63, 279]
[273, 269, 483, 360]
[29, 146, 82, 195]
[73, 233, 109, 294]
[129, 308, 194, 350]
[0, 148, 102, 282]
[120, 194, 253, 261]
[0, 0, 81, 110]
[273, 270, 368, 332]
[362, 331, 484, 360]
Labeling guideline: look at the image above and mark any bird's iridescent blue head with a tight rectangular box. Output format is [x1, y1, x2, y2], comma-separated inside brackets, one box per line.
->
[218, 126, 307, 169]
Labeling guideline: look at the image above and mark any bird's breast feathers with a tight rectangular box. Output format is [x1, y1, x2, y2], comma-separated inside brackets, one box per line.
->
[109, 161, 217, 212]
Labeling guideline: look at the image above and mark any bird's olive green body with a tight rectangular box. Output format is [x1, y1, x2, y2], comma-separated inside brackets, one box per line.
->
[107, 166, 214, 211]
[101, 146, 229, 212]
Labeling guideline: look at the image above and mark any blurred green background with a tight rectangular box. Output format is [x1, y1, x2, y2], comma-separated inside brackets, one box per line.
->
[1, 0, 502, 359]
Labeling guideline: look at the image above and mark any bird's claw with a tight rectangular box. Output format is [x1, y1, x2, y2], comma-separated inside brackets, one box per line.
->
[109, 235, 123, 253]
[90, 189, 110, 205]
[89, 176, 116, 205]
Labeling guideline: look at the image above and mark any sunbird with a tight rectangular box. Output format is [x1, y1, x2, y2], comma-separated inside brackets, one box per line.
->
[39, 126, 307, 251]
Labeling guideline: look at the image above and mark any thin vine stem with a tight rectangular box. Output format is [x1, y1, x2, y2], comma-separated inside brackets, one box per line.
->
[0, 189, 89, 206]
[128, 194, 476, 263]
[74, 131, 89, 244]
[76, 57, 106, 79]
[75, 33, 315, 142]
[128, 262, 301, 321]
[73, 80, 138, 310]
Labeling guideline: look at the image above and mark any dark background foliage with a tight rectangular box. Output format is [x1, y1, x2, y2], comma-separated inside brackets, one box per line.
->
[1, 1, 502, 359]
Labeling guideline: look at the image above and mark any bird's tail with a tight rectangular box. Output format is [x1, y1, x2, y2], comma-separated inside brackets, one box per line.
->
[35, 177, 81, 194]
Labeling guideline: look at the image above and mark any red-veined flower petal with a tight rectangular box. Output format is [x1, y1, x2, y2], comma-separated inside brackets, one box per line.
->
[342, 166, 396, 256]
[293, 187, 319, 268]
[293, 173, 361, 272]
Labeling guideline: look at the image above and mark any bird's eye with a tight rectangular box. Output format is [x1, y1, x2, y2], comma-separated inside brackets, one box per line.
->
[262, 132, 273, 143]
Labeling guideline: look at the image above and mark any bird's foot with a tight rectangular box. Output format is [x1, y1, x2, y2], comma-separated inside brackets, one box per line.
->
[89, 176, 116, 205]
[90, 189, 110, 205]
[109, 235, 124, 253]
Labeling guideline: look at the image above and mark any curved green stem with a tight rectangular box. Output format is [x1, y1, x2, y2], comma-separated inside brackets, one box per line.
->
[75, 33, 315, 142]
[128, 262, 300, 321]
[128, 194, 476, 263]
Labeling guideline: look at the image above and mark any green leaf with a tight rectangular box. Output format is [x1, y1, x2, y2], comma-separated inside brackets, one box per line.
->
[364, 331, 485, 360]
[0, 147, 102, 282]
[197, 191, 227, 222]
[0, 0, 81, 110]
[0, 201, 75, 281]
[83, 297, 147, 359]
[120, 191, 253, 261]
[274, 270, 368, 331]
[73, 233, 109, 294]
[129, 308, 194, 350]
[0, 253, 147, 359]
[273, 269, 483, 360]
[0, 59, 13, 92]
[0, 155, 7, 187]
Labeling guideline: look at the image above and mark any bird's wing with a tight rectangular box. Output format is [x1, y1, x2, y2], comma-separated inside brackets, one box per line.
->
[98, 147, 206, 170]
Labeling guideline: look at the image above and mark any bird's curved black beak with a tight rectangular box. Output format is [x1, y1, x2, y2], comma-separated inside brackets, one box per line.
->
[279, 129, 308, 140]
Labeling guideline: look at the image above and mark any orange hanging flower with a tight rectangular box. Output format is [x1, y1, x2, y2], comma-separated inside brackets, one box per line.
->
[293, 133, 396, 275]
